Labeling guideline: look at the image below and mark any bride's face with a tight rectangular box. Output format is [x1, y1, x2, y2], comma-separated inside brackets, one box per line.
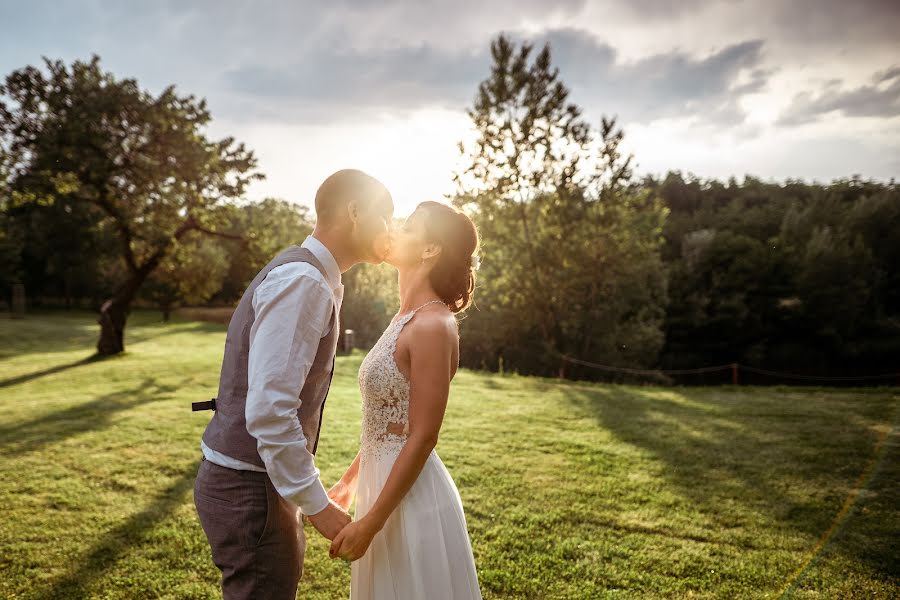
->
[351, 194, 394, 264]
[385, 208, 430, 268]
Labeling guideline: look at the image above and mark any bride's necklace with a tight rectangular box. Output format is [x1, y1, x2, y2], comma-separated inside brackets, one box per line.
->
[394, 298, 445, 322]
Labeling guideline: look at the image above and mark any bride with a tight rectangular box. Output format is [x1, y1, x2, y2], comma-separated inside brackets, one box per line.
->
[326, 201, 483, 599]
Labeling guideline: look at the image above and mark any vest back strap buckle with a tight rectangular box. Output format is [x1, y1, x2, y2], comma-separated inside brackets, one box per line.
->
[192, 398, 217, 411]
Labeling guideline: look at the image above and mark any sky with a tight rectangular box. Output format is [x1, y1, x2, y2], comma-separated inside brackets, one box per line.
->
[1, 0, 898, 215]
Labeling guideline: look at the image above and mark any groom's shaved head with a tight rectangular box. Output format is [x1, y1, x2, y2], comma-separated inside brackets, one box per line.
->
[314, 169, 392, 227]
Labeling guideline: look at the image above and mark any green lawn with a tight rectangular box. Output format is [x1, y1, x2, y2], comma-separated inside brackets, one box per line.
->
[0, 310, 897, 599]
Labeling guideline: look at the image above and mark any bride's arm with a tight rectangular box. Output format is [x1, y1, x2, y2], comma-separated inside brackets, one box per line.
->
[328, 451, 361, 512]
[330, 316, 455, 561]
[364, 321, 452, 524]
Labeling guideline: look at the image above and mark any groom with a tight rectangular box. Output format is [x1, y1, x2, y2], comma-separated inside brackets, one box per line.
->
[193, 169, 393, 599]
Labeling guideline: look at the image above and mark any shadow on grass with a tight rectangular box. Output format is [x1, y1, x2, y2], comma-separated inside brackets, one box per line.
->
[560, 384, 899, 580]
[126, 319, 225, 346]
[0, 313, 224, 361]
[40, 460, 200, 599]
[0, 352, 113, 389]
[0, 378, 177, 457]
[781, 423, 900, 594]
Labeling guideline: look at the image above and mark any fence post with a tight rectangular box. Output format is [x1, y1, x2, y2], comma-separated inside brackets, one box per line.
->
[731, 363, 739, 385]
[341, 329, 355, 354]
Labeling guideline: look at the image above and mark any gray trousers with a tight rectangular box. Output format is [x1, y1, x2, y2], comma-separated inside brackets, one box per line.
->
[194, 456, 306, 599]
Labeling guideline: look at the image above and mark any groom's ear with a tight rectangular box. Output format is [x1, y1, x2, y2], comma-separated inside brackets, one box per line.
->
[346, 199, 359, 227]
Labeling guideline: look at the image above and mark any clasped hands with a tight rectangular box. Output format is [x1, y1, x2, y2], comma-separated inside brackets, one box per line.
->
[304, 480, 377, 562]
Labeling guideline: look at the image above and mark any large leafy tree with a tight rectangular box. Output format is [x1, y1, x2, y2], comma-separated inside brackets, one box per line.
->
[142, 233, 231, 321]
[0, 56, 261, 353]
[454, 34, 668, 378]
[213, 198, 315, 304]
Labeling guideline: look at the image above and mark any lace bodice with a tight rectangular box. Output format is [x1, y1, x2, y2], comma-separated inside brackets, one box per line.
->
[357, 300, 445, 461]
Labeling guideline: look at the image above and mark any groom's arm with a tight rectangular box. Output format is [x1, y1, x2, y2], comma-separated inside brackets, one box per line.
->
[245, 263, 333, 516]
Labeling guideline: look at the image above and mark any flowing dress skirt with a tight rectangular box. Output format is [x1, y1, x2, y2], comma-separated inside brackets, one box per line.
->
[350, 450, 482, 599]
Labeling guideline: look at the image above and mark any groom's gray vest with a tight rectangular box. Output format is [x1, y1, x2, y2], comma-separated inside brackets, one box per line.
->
[201, 245, 339, 468]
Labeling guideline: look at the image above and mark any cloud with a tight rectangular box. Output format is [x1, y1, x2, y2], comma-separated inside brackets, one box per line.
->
[536, 29, 768, 126]
[765, 0, 900, 46]
[777, 66, 900, 126]
[613, 0, 725, 20]
[4, 0, 898, 188]
[222, 28, 770, 128]
[224, 44, 486, 118]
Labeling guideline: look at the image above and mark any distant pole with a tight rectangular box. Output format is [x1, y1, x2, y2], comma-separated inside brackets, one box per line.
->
[731, 363, 739, 385]
[342, 329, 355, 353]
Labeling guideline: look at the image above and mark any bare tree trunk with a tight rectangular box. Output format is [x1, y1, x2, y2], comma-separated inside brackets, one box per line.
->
[93, 214, 239, 354]
[96, 297, 128, 354]
[96, 261, 157, 355]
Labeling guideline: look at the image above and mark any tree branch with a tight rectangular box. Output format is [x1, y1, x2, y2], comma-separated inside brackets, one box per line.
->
[191, 222, 246, 243]
[91, 191, 138, 273]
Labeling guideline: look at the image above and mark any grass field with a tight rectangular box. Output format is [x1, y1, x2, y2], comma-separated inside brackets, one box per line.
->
[0, 309, 897, 599]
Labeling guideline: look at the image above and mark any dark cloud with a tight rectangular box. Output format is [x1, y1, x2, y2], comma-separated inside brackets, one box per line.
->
[224, 28, 769, 127]
[225, 45, 486, 117]
[1, 0, 893, 133]
[766, 0, 900, 47]
[537, 29, 768, 126]
[610, 0, 900, 48]
[778, 66, 900, 126]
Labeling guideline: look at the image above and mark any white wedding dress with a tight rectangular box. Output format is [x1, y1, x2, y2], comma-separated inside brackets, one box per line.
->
[351, 300, 482, 600]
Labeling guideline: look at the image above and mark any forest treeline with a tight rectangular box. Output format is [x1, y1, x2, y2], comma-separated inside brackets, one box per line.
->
[2, 38, 897, 381]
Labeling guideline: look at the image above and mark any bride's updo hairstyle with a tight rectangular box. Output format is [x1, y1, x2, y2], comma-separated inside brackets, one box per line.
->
[418, 201, 479, 314]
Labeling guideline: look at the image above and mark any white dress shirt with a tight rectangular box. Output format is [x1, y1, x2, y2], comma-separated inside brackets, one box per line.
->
[200, 235, 344, 515]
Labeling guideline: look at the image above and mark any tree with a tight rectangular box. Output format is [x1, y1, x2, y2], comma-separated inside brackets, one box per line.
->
[651, 174, 899, 378]
[213, 198, 315, 304]
[453, 34, 668, 378]
[796, 227, 876, 353]
[340, 263, 398, 349]
[0, 56, 261, 353]
[663, 230, 788, 367]
[142, 234, 230, 321]
[848, 188, 900, 318]
[0, 210, 24, 309]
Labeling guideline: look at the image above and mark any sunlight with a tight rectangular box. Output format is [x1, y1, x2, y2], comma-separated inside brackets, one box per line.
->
[217, 108, 476, 218]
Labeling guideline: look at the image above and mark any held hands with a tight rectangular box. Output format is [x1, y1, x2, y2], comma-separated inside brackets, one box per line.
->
[325, 480, 378, 562]
[321, 457, 365, 560]
[329, 516, 380, 562]
[306, 500, 351, 541]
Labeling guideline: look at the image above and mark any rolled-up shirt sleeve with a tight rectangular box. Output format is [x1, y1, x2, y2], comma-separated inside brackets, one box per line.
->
[245, 264, 334, 515]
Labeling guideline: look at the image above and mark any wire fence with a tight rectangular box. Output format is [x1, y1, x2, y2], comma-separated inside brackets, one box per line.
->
[558, 354, 899, 386]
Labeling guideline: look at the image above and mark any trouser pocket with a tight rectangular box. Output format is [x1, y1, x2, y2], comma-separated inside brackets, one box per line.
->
[194, 460, 268, 550]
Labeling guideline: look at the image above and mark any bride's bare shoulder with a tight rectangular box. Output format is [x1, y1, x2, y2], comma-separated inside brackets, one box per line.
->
[407, 306, 458, 345]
